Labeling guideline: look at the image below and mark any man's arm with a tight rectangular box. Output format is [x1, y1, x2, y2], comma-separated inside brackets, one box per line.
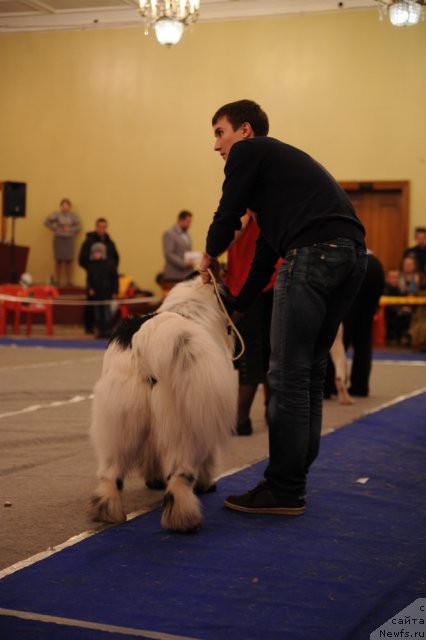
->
[201, 143, 260, 283]
[205, 142, 258, 258]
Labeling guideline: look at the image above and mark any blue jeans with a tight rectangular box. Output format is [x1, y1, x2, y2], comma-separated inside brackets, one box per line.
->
[265, 238, 367, 500]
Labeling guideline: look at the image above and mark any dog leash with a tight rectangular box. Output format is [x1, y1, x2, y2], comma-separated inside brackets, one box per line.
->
[206, 268, 245, 361]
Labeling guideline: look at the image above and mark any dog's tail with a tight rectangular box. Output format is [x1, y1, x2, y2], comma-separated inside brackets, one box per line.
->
[161, 473, 202, 533]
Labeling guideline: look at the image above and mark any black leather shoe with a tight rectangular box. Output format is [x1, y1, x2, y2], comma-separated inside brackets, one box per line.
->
[224, 481, 305, 516]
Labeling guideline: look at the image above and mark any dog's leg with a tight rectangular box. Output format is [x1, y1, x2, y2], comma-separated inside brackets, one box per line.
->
[143, 450, 166, 491]
[139, 431, 165, 490]
[194, 452, 217, 495]
[88, 424, 130, 525]
[330, 323, 354, 405]
[335, 378, 355, 405]
[86, 335, 154, 524]
[87, 475, 126, 524]
[87, 414, 128, 524]
[161, 471, 202, 533]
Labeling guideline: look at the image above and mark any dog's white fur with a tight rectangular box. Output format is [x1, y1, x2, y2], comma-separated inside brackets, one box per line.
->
[87, 276, 237, 532]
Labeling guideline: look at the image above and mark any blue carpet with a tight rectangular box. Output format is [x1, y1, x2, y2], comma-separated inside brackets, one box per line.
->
[0, 394, 425, 640]
[371, 351, 426, 361]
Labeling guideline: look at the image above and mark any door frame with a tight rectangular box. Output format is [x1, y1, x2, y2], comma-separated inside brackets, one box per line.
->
[339, 180, 410, 246]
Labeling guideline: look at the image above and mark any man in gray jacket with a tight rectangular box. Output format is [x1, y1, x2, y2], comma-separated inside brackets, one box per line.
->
[160, 210, 195, 289]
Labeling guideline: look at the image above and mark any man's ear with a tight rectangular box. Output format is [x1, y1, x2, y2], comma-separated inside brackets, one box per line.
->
[240, 122, 255, 139]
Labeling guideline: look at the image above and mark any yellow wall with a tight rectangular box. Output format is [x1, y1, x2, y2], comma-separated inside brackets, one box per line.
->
[0, 9, 425, 289]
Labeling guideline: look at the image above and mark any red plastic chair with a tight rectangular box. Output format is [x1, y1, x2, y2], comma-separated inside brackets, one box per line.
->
[0, 284, 24, 335]
[15, 285, 60, 336]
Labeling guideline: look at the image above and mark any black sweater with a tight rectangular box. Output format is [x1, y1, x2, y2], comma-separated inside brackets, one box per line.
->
[206, 137, 365, 311]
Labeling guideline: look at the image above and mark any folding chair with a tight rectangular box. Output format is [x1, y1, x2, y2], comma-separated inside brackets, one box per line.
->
[0, 284, 24, 335]
[15, 285, 60, 336]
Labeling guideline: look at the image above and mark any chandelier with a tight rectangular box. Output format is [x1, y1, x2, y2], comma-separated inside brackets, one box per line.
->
[139, 1, 200, 46]
[376, 0, 425, 26]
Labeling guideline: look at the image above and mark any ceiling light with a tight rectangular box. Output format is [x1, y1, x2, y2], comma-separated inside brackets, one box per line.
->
[376, 0, 425, 26]
[139, 0, 200, 46]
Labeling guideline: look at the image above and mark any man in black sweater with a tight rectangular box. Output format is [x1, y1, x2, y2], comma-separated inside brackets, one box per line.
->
[199, 99, 366, 516]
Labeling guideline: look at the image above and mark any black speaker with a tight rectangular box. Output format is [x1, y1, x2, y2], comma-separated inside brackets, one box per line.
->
[2, 181, 26, 218]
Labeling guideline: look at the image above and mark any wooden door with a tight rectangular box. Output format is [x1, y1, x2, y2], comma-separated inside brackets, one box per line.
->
[0, 183, 6, 242]
[339, 181, 409, 274]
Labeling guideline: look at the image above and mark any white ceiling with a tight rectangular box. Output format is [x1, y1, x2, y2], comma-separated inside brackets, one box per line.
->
[0, 0, 379, 33]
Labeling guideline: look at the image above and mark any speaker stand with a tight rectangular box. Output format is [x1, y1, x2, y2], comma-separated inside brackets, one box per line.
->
[9, 217, 18, 283]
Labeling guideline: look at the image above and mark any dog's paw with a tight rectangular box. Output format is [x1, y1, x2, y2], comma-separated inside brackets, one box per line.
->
[161, 489, 203, 533]
[86, 494, 126, 524]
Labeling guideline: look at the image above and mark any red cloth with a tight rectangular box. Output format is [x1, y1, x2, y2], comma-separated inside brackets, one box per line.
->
[225, 217, 282, 297]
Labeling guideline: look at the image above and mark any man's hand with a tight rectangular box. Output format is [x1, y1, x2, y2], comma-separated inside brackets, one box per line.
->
[199, 252, 220, 284]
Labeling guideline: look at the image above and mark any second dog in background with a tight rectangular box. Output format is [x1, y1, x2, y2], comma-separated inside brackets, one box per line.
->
[330, 323, 354, 405]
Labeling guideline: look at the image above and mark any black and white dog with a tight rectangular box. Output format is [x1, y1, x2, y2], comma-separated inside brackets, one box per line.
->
[87, 275, 237, 533]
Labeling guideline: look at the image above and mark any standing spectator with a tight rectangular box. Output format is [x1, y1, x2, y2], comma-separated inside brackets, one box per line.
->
[158, 211, 196, 292]
[86, 243, 118, 339]
[78, 218, 120, 334]
[403, 227, 426, 274]
[342, 252, 385, 397]
[44, 198, 80, 286]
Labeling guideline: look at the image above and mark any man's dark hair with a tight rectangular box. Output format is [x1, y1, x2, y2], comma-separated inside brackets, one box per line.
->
[415, 227, 426, 234]
[178, 210, 193, 221]
[212, 99, 269, 136]
[96, 217, 108, 225]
